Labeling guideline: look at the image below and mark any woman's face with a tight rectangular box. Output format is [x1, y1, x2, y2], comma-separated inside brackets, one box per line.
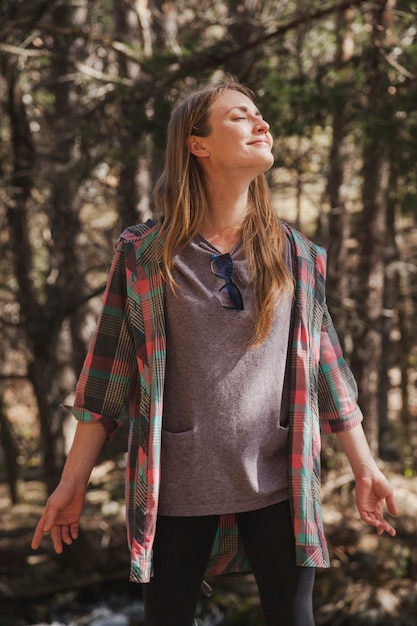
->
[189, 89, 274, 180]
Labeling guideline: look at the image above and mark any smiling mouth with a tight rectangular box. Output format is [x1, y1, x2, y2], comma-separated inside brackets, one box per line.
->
[249, 140, 270, 146]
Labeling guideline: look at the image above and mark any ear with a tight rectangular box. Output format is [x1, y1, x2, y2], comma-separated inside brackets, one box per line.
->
[186, 136, 210, 158]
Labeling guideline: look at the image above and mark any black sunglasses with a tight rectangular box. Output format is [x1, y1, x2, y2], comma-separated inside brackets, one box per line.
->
[210, 253, 244, 310]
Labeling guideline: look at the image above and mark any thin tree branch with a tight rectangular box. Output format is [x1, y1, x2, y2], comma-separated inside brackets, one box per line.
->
[232, 0, 373, 56]
[75, 61, 134, 87]
[381, 51, 416, 80]
[0, 43, 51, 57]
[158, 0, 373, 87]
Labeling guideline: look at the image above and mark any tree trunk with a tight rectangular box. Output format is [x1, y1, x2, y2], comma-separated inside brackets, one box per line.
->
[352, 1, 396, 455]
[113, 0, 154, 230]
[378, 184, 399, 453]
[3, 1, 92, 492]
[225, 0, 261, 80]
[0, 387, 21, 504]
[325, 8, 354, 345]
[396, 227, 414, 461]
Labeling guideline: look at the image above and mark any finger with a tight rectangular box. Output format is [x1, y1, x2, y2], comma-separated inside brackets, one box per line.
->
[61, 525, 73, 546]
[31, 510, 52, 550]
[50, 525, 64, 554]
[376, 519, 395, 535]
[360, 510, 379, 529]
[361, 511, 396, 536]
[31, 519, 47, 550]
[69, 522, 79, 540]
[385, 493, 398, 516]
[381, 519, 396, 536]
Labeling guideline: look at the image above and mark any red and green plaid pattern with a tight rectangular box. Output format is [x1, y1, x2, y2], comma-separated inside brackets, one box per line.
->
[69, 220, 362, 582]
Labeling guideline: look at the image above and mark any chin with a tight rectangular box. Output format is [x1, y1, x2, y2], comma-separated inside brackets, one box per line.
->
[261, 157, 275, 173]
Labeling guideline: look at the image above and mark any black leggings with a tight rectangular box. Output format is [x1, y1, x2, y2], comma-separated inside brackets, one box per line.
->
[142, 500, 315, 626]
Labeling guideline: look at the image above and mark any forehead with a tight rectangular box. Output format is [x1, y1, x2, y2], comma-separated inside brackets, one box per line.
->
[209, 90, 258, 117]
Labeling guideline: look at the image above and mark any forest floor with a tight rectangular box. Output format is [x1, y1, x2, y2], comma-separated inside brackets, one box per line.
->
[1, 372, 417, 625]
[1, 454, 417, 626]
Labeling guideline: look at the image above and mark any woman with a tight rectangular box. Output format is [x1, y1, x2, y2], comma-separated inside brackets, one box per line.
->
[32, 77, 397, 626]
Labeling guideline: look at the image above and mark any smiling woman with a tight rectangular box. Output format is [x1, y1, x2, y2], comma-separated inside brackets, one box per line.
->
[155, 79, 293, 347]
[187, 91, 274, 183]
[32, 76, 397, 626]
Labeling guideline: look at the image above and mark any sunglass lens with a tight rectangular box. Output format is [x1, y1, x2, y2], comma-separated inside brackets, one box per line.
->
[219, 283, 244, 310]
[211, 254, 234, 278]
[211, 253, 244, 310]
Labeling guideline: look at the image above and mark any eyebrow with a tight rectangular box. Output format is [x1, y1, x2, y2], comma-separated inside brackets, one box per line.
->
[226, 105, 262, 117]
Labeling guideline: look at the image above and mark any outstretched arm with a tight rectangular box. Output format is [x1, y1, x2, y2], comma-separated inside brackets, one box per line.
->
[31, 421, 108, 553]
[336, 424, 398, 536]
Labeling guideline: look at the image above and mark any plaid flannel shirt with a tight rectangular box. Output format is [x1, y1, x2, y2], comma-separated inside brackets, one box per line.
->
[70, 219, 363, 582]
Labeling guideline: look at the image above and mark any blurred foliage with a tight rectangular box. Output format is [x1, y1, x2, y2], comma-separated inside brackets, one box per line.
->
[0, 0, 416, 488]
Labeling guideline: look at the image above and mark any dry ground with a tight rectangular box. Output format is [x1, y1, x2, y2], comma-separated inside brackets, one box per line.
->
[0, 457, 417, 625]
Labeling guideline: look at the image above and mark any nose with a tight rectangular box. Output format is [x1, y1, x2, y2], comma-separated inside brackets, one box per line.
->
[255, 118, 270, 133]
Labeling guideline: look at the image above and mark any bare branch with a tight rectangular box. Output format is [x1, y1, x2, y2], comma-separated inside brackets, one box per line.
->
[381, 52, 416, 80]
[75, 61, 134, 87]
[153, 0, 374, 90]
[234, 0, 373, 55]
[0, 43, 51, 57]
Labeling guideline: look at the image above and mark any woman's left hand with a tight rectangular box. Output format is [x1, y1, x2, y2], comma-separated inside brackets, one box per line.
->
[355, 470, 398, 536]
[336, 424, 398, 536]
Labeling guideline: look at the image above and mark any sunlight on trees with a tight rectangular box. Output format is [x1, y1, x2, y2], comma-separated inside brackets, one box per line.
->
[1, 0, 416, 495]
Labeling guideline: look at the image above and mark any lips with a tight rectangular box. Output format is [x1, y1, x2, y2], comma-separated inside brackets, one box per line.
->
[248, 139, 271, 146]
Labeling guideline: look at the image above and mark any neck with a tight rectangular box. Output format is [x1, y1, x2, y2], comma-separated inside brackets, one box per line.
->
[200, 179, 249, 253]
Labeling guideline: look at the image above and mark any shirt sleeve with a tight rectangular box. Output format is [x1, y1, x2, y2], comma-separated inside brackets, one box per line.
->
[318, 303, 363, 433]
[65, 243, 138, 436]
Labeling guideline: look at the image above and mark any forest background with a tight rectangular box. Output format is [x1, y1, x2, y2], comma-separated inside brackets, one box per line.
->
[1, 0, 417, 624]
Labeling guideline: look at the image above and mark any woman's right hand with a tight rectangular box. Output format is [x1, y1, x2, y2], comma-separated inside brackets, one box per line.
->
[31, 480, 87, 554]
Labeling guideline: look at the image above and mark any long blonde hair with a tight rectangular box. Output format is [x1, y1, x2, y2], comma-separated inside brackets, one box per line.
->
[154, 77, 294, 347]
